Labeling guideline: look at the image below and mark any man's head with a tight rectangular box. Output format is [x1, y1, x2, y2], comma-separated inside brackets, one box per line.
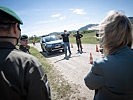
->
[0, 6, 23, 44]
[20, 34, 28, 46]
[64, 30, 67, 34]
[64, 30, 67, 32]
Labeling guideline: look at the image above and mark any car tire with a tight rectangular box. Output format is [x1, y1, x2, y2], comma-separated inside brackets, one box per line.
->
[41, 45, 45, 52]
[62, 49, 65, 52]
[46, 50, 51, 55]
[42, 48, 45, 52]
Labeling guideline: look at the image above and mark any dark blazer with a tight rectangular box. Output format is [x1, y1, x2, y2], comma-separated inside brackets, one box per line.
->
[0, 42, 51, 100]
[84, 46, 133, 100]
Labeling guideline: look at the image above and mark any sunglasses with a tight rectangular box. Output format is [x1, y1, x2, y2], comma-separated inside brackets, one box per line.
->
[0, 22, 21, 31]
[17, 24, 21, 31]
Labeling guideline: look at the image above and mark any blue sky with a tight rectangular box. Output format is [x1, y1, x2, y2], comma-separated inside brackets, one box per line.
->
[0, 0, 133, 36]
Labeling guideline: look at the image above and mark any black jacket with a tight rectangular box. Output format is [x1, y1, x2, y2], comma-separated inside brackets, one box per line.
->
[0, 42, 51, 100]
[19, 45, 30, 54]
[61, 33, 70, 42]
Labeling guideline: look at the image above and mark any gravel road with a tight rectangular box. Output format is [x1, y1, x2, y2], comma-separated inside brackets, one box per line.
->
[31, 43, 103, 100]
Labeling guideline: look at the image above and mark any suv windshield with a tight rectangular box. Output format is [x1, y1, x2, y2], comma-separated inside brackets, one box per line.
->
[42, 35, 60, 42]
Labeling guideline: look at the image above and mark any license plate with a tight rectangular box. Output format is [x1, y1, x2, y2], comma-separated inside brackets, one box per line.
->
[55, 45, 60, 48]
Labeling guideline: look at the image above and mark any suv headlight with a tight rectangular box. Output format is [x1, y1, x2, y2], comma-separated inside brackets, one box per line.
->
[61, 42, 64, 45]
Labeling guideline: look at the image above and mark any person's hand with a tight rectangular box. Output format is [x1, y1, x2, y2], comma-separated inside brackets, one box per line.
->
[90, 53, 93, 64]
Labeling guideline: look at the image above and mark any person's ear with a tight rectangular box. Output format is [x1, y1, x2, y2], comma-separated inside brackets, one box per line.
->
[13, 23, 18, 34]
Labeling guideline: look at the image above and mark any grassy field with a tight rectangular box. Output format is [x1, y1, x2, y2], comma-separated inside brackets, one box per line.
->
[69, 31, 98, 44]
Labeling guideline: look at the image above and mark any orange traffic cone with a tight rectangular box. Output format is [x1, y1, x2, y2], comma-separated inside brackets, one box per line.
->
[71, 43, 73, 48]
[90, 53, 93, 64]
[96, 45, 99, 52]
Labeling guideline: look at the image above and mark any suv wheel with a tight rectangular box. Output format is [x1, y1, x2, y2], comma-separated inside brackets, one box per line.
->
[62, 49, 64, 52]
[42, 48, 45, 52]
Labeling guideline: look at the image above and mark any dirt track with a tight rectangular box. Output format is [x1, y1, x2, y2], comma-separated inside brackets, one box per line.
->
[32, 43, 102, 100]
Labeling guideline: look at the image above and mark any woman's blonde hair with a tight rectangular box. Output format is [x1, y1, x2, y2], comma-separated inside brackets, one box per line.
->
[99, 10, 133, 55]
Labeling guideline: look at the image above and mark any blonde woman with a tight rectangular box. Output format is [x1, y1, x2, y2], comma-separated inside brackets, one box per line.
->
[84, 11, 133, 100]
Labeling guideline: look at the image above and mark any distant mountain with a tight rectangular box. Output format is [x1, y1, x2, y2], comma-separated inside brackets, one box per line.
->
[78, 17, 133, 32]
[47, 24, 99, 36]
[78, 24, 99, 31]
[49, 32, 63, 35]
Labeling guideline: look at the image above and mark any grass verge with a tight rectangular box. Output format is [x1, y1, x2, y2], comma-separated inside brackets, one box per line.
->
[30, 47, 75, 100]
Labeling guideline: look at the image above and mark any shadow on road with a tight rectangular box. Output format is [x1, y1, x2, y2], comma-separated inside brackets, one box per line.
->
[40, 50, 87, 63]
[54, 53, 81, 63]
[40, 51, 64, 58]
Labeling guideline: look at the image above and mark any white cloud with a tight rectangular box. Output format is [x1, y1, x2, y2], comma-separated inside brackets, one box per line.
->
[51, 13, 61, 18]
[70, 8, 87, 15]
[51, 13, 66, 21]
[36, 20, 57, 24]
[59, 16, 66, 20]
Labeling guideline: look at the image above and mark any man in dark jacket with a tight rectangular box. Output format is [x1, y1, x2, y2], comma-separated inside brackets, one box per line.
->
[61, 30, 71, 59]
[0, 6, 51, 100]
[73, 31, 83, 53]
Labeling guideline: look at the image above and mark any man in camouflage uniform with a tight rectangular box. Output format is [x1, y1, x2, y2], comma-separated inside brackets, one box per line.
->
[0, 6, 51, 100]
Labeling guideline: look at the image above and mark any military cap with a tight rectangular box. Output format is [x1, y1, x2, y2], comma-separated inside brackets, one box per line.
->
[20, 35, 28, 40]
[0, 6, 23, 24]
